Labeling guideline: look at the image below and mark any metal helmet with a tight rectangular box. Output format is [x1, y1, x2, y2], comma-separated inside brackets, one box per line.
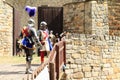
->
[28, 18, 35, 27]
[40, 21, 47, 26]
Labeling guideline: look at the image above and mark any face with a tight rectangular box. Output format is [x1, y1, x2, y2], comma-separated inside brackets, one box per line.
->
[40, 25, 46, 30]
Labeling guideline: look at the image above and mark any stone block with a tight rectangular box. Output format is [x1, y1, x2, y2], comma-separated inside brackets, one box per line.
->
[84, 72, 91, 78]
[70, 64, 78, 69]
[92, 72, 99, 77]
[103, 63, 111, 68]
[113, 67, 120, 74]
[75, 59, 83, 64]
[82, 66, 91, 72]
[67, 50, 75, 54]
[72, 72, 84, 79]
[66, 69, 73, 74]
[71, 53, 80, 59]
[79, 49, 86, 54]
[66, 54, 71, 59]
[73, 68, 81, 73]
[67, 58, 75, 64]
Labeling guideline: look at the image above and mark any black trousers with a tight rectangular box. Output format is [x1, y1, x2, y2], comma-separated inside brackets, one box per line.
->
[24, 48, 33, 62]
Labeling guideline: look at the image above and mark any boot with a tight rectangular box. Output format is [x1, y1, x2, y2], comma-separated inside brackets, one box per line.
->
[28, 61, 33, 72]
[25, 61, 32, 74]
[25, 62, 29, 74]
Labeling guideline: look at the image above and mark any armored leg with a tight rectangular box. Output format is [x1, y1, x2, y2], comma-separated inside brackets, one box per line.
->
[25, 61, 32, 74]
[25, 49, 33, 74]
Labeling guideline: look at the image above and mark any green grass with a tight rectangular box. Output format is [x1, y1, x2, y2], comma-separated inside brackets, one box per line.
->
[0, 54, 40, 64]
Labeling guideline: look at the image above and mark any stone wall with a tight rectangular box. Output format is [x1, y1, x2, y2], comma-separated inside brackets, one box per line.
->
[63, 2, 85, 33]
[65, 1, 120, 80]
[5, 0, 86, 32]
[0, 0, 13, 56]
[4, 0, 120, 35]
[66, 33, 120, 80]
[108, 1, 120, 36]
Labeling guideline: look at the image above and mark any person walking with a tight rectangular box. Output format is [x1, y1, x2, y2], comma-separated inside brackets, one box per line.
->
[55, 33, 60, 43]
[19, 6, 42, 74]
[38, 21, 52, 63]
[60, 31, 67, 41]
[49, 30, 56, 46]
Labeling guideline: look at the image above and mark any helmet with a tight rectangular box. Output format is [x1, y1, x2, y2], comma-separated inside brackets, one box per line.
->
[40, 21, 47, 26]
[28, 18, 35, 27]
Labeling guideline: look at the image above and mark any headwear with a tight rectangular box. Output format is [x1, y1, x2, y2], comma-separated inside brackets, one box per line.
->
[40, 21, 47, 26]
[50, 30, 53, 33]
[25, 6, 37, 17]
[28, 18, 35, 27]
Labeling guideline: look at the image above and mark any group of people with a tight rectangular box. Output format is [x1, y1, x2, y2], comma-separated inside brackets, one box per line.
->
[17, 6, 52, 74]
[17, 5, 67, 74]
[19, 19, 54, 74]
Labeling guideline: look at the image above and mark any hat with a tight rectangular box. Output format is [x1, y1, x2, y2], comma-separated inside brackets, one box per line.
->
[40, 21, 47, 26]
[25, 6, 37, 17]
[28, 18, 35, 27]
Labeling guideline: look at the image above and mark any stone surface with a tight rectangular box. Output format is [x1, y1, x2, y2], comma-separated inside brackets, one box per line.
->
[0, 0, 13, 56]
[0, 0, 120, 80]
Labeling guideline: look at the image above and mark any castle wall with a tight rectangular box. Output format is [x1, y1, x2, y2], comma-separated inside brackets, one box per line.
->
[108, 1, 120, 36]
[65, 1, 120, 79]
[0, 0, 13, 56]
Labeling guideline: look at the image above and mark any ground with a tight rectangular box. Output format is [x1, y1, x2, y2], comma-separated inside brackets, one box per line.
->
[0, 54, 41, 80]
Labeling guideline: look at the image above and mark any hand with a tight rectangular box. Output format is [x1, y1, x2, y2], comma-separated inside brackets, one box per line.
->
[41, 41, 45, 45]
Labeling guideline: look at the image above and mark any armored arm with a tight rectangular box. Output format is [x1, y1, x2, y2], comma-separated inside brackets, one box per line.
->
[30, 28, 42, 47]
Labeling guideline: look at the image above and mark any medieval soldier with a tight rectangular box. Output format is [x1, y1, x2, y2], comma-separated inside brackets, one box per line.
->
[19, 6, 42, 74]
[37, 21, 52, 63]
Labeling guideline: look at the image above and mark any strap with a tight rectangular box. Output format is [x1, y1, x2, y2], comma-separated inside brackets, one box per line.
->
[22, 26, 29, 36]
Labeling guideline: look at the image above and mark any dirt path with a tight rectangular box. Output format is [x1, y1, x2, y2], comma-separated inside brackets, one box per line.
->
[0, 55, 41, 80]
[0, 55, 49, 80]
[0, 63, 40, 80]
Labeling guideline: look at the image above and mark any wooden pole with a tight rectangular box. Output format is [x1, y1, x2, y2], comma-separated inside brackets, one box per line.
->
[63, 41, 66, 66]
[49, 62, 56, 80]
[56, 45, 59, 80]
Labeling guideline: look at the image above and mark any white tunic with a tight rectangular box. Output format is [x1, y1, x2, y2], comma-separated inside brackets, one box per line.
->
[39, 30, 50, 51]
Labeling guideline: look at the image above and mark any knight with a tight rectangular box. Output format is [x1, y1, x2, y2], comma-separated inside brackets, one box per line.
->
[37, 21, 53, 63]
[19, 6, 42, 74]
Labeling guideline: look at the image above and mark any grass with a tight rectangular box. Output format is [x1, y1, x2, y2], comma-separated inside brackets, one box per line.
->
[0, 54, 40, 64]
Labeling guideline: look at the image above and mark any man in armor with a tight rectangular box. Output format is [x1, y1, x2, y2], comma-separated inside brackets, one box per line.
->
[19, 6, 42, 74]
[38, 21, 52, 63]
